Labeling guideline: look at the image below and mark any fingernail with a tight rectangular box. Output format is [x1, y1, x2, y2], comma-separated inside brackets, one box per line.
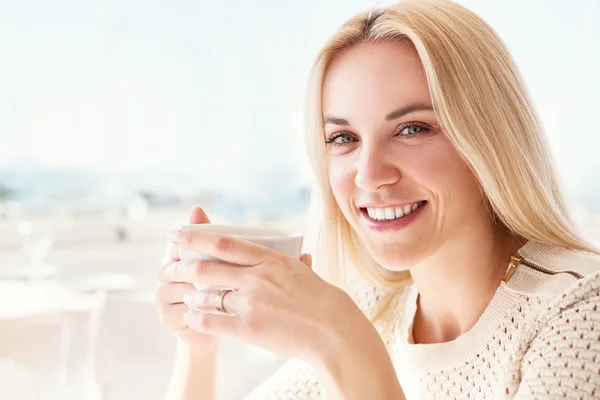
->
[183, 291, 195, 307]
[183, 310, 192, 323]
[166, 261, 179, 276]
[167, 229, 182, 242]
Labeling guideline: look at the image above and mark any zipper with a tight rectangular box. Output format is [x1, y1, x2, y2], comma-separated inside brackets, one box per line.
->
[501, 254, 584, 284]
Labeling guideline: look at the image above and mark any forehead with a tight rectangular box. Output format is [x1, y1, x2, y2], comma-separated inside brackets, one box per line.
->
[322, 41, 431, 118]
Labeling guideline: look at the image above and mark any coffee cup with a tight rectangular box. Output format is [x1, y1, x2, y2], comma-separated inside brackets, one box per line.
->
[179, 224, 303, 290]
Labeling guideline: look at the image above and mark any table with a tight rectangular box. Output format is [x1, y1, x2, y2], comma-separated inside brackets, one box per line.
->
[0, 280, 108, 400]
[0, 280, 103, 322]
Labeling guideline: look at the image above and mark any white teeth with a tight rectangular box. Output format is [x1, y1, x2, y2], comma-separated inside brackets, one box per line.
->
[369, 208, 376, 219]
[384, 208, 395, 219]
[365, 201, 425, 221]
[394, 207, 404, 218]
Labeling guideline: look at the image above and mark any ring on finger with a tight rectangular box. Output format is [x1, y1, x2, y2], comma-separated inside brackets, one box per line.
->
[215, 288, 234, 315]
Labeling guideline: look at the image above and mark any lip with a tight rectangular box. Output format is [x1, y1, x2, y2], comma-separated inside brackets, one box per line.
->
[360, 201, 427, 232]
[357, 201, 425, 208]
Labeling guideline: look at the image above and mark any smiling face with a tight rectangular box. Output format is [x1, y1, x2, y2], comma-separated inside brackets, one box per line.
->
[322, 41, 488, 270]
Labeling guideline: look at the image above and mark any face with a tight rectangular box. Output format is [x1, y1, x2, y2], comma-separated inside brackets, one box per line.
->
[322, 41, 487, 270]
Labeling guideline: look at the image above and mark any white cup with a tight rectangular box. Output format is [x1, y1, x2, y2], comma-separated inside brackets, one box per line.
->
[179, 224, 304, 290]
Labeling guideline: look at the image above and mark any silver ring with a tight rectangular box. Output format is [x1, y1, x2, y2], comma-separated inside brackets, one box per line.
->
[215, 289, 233, 315]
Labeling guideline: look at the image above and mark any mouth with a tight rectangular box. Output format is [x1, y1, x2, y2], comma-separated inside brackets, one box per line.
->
[359, 201, 427, 231]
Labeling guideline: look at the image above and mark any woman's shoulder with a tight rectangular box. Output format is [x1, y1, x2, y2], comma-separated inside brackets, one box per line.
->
[519, 240, 600, 277]
[511, 242, 600, 398]
[507, 240, 600, 319]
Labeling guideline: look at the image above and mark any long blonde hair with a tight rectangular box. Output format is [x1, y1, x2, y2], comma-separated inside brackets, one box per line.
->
[302, 0, 596, 289]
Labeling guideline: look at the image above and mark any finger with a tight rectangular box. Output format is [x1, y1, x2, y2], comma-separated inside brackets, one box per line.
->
[155, 282, 196, 304]
[189, 206, 211, 224]
[168, 229, 273, 266]
[165, 259, 246, 287]
[299, 253, 312, 267]
[184, 310, 239, 335]
[162, 241, 180, 265]
[158, 303, 190, 332]
[158, 260, 177, 283]
[184, 289, 240, 316]
[162, 207, 211, 265]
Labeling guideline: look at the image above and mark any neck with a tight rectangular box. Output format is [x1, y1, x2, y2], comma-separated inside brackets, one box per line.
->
[409, 225, 523, 344]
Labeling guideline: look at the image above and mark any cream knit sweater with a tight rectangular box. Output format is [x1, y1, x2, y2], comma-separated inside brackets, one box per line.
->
[244, 241, 600, 399]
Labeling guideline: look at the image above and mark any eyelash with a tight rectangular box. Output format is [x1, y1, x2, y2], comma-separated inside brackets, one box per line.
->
[325, 122, 433, 147]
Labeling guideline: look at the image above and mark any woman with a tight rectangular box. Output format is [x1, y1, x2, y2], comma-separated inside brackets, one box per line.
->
[156, 0, 600, 398]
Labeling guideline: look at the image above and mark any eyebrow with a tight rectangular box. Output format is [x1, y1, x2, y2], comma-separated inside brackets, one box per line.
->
[323, 102, 434, 126]
[385, 103, 434, 120]
[322, 116, 350, 126]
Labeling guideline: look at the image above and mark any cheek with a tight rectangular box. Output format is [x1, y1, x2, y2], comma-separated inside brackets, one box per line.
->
[409, 140, 481, 205]
[328, 158, 355, 211]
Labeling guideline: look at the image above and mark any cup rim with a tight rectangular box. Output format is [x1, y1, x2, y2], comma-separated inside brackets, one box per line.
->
[181, 224, 303, 240]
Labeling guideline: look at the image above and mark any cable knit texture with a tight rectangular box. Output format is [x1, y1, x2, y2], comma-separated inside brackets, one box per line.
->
[244, 241, 600, 399]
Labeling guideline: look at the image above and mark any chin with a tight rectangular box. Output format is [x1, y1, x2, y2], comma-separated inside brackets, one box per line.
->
[364, 241, 422, 272]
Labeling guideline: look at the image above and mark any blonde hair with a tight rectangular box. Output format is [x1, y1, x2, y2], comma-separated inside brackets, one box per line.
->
[302, 0, 597, 289]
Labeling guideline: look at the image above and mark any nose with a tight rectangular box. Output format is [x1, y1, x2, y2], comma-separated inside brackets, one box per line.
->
[354, 146, 401, 192]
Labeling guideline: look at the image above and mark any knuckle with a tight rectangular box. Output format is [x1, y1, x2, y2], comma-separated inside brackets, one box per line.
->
[193, 260, 210, 278]
[215, 236, 233, 253]
[179, 230, 194, 245]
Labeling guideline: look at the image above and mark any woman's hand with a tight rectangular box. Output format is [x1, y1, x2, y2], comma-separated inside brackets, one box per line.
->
[156, 207, 221, 353]
[163, 225, 371, 365]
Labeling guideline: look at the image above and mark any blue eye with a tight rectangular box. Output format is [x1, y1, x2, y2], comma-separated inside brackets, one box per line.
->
[399, 123, 430, 136]
[325, 132, 357, 147]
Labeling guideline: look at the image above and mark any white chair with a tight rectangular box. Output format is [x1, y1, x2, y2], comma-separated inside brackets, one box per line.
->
[94, 290, 177, 400]
[0, 289, 107, 400]
[0, 314, 65, 400]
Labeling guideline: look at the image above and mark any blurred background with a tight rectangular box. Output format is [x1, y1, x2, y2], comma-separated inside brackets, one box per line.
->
[0, 0, 599, 399]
